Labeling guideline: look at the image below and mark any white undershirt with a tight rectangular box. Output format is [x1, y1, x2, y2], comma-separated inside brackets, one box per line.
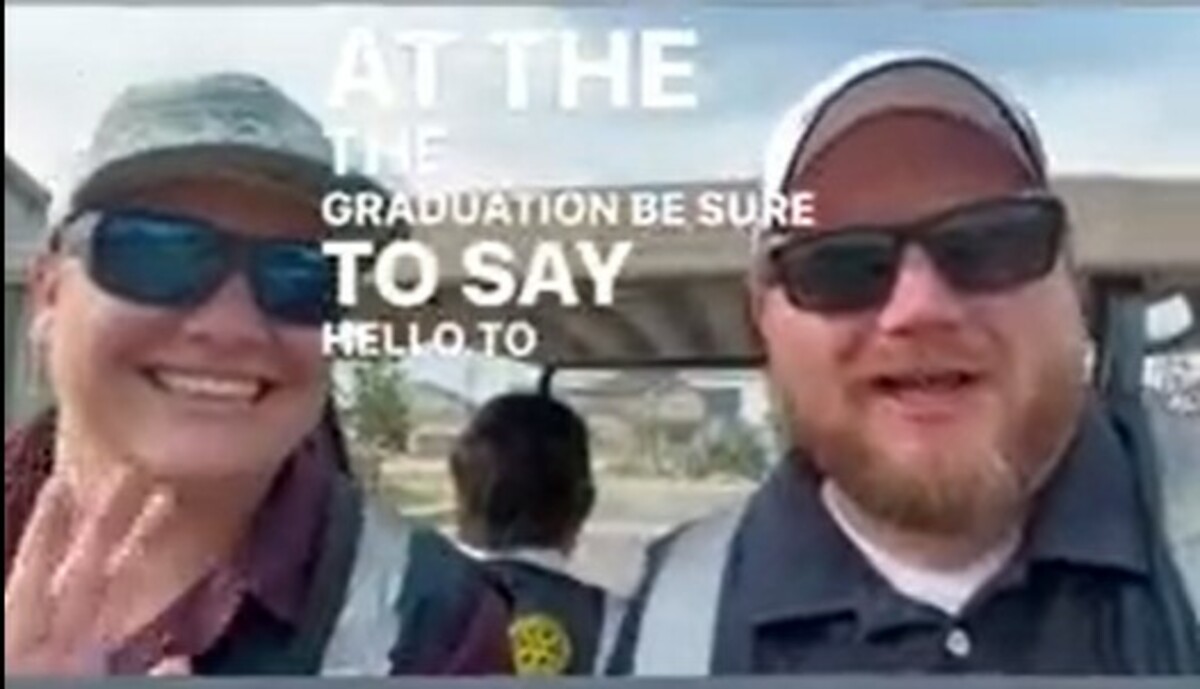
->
[821, 483, 1021, 617]
[455, 542, 573, 575]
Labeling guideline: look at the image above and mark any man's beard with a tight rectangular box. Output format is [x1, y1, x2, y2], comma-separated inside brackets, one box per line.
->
[787, 348, 1087, 539]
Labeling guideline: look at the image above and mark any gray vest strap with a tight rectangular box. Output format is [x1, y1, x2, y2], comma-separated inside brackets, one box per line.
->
[592, 593, 628, 675]
[1147, 399, 1200, 627]
[634, 501, 747, 676]
[319, 503, 413, 675]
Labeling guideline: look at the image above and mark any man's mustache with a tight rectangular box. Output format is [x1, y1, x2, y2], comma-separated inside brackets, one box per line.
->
[851, 336, 996, 382]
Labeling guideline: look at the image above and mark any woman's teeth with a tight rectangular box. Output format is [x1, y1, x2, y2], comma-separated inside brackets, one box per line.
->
[152, 369, 263, 402]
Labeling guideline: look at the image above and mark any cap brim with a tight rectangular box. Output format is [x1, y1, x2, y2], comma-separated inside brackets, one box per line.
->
[793, 62, 1041, 185]
[759, 52, 1047, 250]
[70, 144, 401, 240]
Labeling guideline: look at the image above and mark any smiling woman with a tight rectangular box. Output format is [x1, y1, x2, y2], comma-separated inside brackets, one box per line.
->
[35, 177, 330, 484]
[4, 71, 513, 678]
[5, 83, 333, 672]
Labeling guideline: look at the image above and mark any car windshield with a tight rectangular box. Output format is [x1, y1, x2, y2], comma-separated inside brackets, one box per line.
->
[334, 333, 1198, 597]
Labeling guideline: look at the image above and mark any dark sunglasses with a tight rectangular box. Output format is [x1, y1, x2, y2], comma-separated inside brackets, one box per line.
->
[764, 193, 1067, 313]
[60, 208, 336, 327]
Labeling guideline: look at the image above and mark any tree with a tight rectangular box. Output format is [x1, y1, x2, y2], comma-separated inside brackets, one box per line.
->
[338, 359, 413, 454]
[690, 419, 769, 481]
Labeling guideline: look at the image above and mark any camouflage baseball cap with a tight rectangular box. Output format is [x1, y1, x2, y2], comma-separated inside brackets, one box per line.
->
[64, 71, 379, 218]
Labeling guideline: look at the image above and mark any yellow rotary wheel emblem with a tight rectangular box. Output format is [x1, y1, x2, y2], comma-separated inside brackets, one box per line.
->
[509, 613, 572, 676]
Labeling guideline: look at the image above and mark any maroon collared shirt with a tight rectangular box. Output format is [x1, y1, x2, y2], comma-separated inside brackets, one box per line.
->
[6, 411, 514, 676]
[5, 411, 330, 673]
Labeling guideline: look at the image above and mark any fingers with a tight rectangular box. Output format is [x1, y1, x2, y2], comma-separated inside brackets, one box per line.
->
[5, 477, 74, 654]
[7, 478, 74, 599]
[148, 656, 192, 676]
[49, 468, 153, 647]
[51, 467, 152, 589]
[6, 466, 180, 676]
[106, 490, 175, 578]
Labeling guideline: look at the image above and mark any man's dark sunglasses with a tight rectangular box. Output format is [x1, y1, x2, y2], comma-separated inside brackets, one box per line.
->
[60, 208, 336, 327]
[764, 193, 1067, 313]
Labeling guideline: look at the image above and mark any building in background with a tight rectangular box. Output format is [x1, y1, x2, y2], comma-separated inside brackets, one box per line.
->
[555, 370, 770, 477]
[4, 155, 49, 428]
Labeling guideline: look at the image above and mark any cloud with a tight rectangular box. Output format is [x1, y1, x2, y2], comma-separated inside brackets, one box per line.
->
[7, 4, 1199, 205]
[8, 5, 1196, 396]
[1012, 64, 1200, 176]
[4, 5, 571, 196]
[3, 5, 795, 196]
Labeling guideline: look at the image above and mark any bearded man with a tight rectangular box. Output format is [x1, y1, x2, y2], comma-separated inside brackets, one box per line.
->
[609, 52, 1200, 676]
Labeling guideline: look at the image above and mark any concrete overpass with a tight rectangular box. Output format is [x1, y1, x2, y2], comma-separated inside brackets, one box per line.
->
[356, 175, 1199, 368]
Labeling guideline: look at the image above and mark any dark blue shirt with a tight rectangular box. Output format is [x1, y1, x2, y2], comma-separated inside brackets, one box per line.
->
[611, 404, 1200, 675]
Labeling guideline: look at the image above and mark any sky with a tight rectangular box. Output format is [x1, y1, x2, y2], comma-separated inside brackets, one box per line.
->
[6, 4, 1198, 402]
[7, 5, 1200, 198]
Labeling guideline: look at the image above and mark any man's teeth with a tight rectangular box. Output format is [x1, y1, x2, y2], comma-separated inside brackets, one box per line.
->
[154, 370, 262, 401]
[881, 372, 975, 391]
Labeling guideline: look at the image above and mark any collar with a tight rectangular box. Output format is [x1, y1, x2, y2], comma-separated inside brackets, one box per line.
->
[4, 409, 333, 627]
[457, 542, 573, 576]
[1022, 399, 1150, 576]
[233, 434, 333, 624]
[734, 399, 1150, 632]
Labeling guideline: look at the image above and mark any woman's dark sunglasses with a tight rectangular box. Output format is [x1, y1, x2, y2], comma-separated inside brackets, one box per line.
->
[764, 193, 1067, 313]
[60, 208, 336, 327]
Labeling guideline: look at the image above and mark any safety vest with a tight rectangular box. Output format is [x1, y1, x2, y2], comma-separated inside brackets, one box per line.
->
[1144, 395, 1200, 613]
[318, 499, 415, 673]
[1107, 391, 1200, 672]
[206, 477, 504, 675]
[631, 406, 1200, 676]
[468, 550, 628, 675]
[595, 589, 628, 674]
[632, 501, 747, 676]
[503, 574, 627, 676]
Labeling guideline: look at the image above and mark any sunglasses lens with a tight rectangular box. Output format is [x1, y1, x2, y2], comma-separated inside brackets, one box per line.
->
[929, 199, 1064, 293]
[774, 232, 900, 312]
[251, 243, 335, 326]
[91, 212, 228, 307]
